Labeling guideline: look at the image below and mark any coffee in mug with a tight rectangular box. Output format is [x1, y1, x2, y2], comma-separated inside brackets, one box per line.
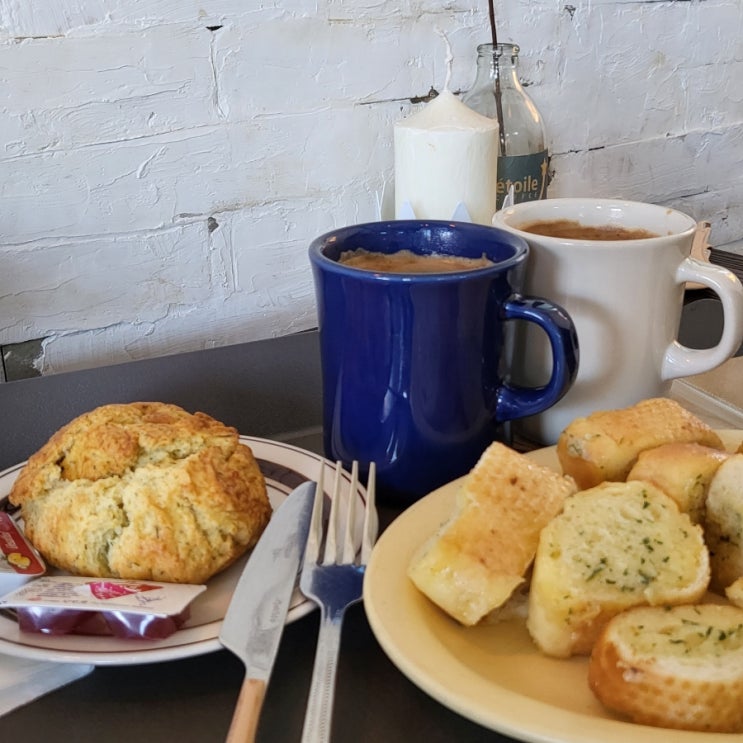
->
[519, 219, 659, 241]
[309, 220, 579, 501]
[338, 248, 494, 274]
[493, 198, 743, 445]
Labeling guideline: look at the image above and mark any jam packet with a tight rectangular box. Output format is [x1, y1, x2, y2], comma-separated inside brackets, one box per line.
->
[0, 513, 46, 596]
[0, 576, 206, 639]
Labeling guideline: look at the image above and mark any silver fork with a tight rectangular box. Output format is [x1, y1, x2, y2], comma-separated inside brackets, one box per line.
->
[300, 460, 378, 743]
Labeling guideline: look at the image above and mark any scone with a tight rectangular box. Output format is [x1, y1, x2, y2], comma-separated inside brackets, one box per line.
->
[9, 402, 271, 584]
[527, 480, 710, 658]
[557, 398, 724, 489]
[705, 454, 743, 592]
[626, 442, 729, 525]
[407, 442, 577, 626]
[589, 604, 743, 733]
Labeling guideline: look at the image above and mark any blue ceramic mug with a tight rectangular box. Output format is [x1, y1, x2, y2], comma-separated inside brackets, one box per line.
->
[309, 220, 579, 501]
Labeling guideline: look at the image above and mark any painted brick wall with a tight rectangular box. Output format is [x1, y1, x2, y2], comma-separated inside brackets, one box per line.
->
[1, 0, 741, 375]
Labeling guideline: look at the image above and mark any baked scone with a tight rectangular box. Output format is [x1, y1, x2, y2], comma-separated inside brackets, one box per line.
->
[408, 442, 577, 626]
[626, 442, 729, 525]
[557, 398, 724, 489]
[9, 402, 271, 584]
[705, 454, 743, 592]
[527, 480, 710, 658]
[589, 604, 743, 733]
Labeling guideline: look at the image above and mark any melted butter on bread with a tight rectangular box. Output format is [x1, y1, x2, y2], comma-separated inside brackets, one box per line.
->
[626, 442, 729, 525]
[557, 398, 724, 490]
[407, 442, 577, 626]
[527, 480, 710, 658]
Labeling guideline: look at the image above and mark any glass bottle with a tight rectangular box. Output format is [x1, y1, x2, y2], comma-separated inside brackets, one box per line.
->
[462, 43, 549, 210]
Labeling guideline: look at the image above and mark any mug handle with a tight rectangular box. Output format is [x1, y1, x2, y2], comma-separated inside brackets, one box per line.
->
[496, 297, 580, 421]
[662, 258, 743, 380]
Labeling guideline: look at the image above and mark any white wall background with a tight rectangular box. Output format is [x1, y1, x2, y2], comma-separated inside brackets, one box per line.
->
[1, 0, 741, 375]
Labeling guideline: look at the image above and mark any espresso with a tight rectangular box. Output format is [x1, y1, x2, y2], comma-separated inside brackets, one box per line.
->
[519, 219, 659, 241]
[338, 248, 494, 274]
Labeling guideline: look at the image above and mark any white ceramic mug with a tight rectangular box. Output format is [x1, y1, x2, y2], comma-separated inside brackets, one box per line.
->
[493, 198, 743, 444]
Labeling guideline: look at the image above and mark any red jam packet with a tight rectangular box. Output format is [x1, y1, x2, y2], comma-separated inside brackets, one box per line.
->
[0, 576, 206, 639]
[0, 513, 46, 596]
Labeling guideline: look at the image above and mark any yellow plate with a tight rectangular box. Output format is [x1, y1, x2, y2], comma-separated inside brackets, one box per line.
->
[363, 431, 743, 742]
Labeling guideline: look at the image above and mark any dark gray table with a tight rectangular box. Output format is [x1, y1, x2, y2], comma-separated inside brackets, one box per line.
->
[0, 330, 509, 743]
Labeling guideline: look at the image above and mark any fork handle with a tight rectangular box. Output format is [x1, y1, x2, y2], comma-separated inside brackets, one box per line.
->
[301, 611, 343, 743]
[226, 677, 266, 743]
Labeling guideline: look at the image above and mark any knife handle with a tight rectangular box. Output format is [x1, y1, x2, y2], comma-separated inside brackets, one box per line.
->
[226, 677, 266, 743]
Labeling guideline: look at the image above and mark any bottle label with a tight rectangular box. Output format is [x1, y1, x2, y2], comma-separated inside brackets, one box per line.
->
[497, 151, 550, 209]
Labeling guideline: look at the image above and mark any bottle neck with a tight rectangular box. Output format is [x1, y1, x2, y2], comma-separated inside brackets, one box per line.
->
[475, 42, 522, 90]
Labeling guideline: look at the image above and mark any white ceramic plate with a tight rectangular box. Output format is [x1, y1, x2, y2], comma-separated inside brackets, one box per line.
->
[364, 431, 743, 743]
[0, 436, 363, 666]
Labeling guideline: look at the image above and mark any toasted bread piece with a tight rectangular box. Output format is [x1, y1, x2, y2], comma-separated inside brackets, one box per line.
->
[705, 454, 743, 592]
[557, 398, 724, 489]
[589, 604, 743, 733]
[407, 442, 577, 626]
[527, 480, 710, 658]
[626, 442, 729, 524]
[725, 576, 743, 606]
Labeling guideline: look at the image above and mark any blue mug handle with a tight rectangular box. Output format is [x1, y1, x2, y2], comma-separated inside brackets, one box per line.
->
[496, 296, 580, 422]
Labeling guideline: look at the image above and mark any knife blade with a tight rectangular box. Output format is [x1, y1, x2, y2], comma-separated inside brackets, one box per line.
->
[220, 479, 316, 743]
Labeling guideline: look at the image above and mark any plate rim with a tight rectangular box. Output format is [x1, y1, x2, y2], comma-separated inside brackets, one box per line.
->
[0, 435, 358, 666]
[363, 430, 743, 743]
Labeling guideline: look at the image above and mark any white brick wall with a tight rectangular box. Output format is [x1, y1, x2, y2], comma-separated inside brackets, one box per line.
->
[1, 0, 741, 374]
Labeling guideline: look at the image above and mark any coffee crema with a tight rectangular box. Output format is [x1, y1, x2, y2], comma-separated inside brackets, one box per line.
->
[518, 218, 660, 241]
[338, 248, 494, 274]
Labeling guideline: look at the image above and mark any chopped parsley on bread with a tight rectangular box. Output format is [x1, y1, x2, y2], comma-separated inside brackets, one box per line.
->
[589, 604, 743, 732]
[626, 442, 729, 525]
[407, 397, 743, 732]
[526, 480, 709, 658]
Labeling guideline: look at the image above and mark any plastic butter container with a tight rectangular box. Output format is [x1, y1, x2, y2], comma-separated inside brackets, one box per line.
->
[0, 576, 206, 639]
[0, 513, 46, 596]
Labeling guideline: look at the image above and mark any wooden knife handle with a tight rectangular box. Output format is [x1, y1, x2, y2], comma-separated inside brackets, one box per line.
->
[225, 677, 266, 743]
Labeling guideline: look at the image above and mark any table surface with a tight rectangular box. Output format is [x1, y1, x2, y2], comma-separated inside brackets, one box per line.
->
[0, 330, 510, 743]
[2, 329, 741, 743]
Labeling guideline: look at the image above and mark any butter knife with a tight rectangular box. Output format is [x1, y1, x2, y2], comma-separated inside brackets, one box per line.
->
[220, 480, 316, 743]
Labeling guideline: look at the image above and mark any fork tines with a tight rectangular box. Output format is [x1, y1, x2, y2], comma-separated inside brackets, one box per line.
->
[307, 460, 377, 569]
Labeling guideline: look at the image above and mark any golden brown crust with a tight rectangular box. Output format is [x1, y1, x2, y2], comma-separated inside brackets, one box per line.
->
[407, 442, 577, 626]
[626, 442, 729, 525]
[556, 398, 724, 490]
[589, 604, 743, 733]
[9, 402, 271, 583]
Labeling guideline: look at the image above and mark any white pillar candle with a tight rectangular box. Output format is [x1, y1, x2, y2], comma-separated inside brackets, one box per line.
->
[394, 90, 500, 225]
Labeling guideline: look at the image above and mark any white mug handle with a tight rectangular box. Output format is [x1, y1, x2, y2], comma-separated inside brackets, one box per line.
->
[662, 257, 743, 380]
